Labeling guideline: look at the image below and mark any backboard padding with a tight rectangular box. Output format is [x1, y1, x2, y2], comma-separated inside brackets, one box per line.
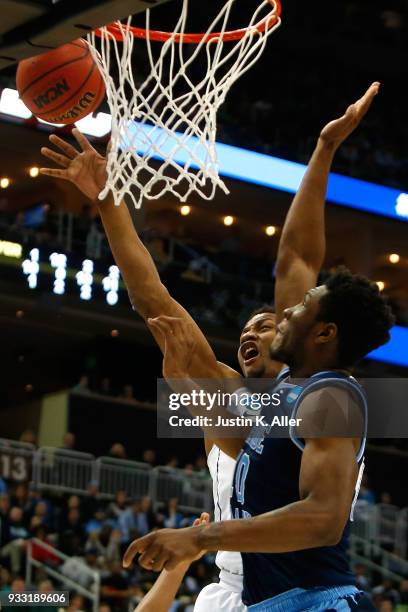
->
[0, 0, 171, 70]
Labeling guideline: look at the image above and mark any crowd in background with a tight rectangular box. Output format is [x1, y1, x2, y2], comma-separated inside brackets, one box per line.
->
[0, 451, 407, 612]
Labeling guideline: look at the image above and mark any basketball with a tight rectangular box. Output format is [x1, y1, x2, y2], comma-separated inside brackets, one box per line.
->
[16, 38, 105, 125]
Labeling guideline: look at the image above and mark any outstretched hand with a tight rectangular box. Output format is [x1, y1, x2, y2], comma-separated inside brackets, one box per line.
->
[319, 82, 380, 149]
[40, 128, 108, 201]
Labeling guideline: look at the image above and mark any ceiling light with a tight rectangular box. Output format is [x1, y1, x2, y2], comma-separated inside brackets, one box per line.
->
[180, 205, 191, 216]
[223, 215, 235, 226]
[265, 225, 276, 236]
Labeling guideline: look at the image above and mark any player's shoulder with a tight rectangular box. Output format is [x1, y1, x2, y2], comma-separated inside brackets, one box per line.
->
[294, 382, 365, 441]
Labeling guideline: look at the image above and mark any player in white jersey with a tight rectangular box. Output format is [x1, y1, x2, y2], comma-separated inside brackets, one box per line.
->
[134, 444, 245, 612]
[193, 444, 245, 611]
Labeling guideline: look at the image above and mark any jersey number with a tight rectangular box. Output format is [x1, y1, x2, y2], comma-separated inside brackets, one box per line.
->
[234, 452, 250, 504]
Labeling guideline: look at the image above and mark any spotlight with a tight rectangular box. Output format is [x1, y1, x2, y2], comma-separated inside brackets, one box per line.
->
[265, 226, 277, 236]
[376, 281, 385, 292]
[0, 177, 10, 189]
[223, 216, 235, 226]
[180, 205, 191, 216]
[29, 167, 40, 178]
[389, 253, 400, 264]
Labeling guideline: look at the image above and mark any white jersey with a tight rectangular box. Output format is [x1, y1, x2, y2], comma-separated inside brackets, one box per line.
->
[207, 445, 243, 576]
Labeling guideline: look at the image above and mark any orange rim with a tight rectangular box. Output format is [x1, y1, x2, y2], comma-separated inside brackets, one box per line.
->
[95, 0, 281, 44]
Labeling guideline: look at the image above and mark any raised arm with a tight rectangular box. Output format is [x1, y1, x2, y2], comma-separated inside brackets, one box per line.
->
[40, 131, 240, 380]
[275, 82, 380, 322]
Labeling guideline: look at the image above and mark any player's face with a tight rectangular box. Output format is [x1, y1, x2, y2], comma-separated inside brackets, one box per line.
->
[238, 313, 279, 378]
[270, 286, 328, 365]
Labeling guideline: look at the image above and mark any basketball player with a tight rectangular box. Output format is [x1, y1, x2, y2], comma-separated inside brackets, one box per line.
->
[41, 83, 380, 611]
[118, 84, 393, 610]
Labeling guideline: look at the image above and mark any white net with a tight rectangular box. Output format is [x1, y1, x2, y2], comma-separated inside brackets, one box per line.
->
[88, 0, 281, 208]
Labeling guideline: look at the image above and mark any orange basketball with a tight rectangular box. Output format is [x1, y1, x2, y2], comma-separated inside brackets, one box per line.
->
[16, 38, 105, 125]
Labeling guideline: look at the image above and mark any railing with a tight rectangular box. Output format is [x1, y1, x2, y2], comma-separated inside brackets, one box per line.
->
[96, 456, 152, 500]
[32, 448, 97, 496]
[0, 438, 212, 514]
[1, 438, 407, 550]
[26, 538, 100, 612]
[350, 534, 408, 581]
[152, 466, 213, 514]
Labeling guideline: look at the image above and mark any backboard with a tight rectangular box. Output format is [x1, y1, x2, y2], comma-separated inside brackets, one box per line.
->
[0, 0, 171, 70]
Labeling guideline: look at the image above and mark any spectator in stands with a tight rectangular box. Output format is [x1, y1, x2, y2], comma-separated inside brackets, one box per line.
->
[353, 563, 371, 592]
[194, 456, 209, 478]
[0, 507, 30, 575]
[108, 444, 127, 461]
[10, 484, 30, 517]
[82, 481, 100, 522]
[31, 526, 60, 567]
[142, 449, 156, 467]
[380, 492, 393, 505]
[66, 593, 86, 612]
[61, 433, 76, 451]
[72, 375, 91, 395]
[101, 560, 134, 612]
[58, 508, 85, 557]
[119, 384, 135, 401]
[0, 495, 10, 542]
[373, 580, 401, 608]
[165, 457, 179, 470]
[85, 526, 121, 563]
[163, 498, 184, 529]
[30, 501, 53, 531]
[19, 430, 37, 447]
[107, 490, 129, 521]
[118, 497, 156, 544]
[99, 604, 112, 612]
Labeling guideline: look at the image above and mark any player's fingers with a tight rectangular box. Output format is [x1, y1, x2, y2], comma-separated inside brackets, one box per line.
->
[138, 544, 161, 570]
[72, 128, 94, 152]
[41, 147, 71, 168]
[40, 168, 68, 179]
[49, 134, 78, 158]
[355, 82, 380, 115]
[193, 512, 210, 526]
[123, 536, 148, 568]
[140, 548, 170, 572]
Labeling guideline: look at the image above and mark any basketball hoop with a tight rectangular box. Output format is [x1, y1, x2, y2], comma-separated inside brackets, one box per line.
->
[88, 0, 282, 208]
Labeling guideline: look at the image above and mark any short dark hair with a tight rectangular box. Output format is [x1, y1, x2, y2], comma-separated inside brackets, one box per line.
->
[317, 267, 395, 366]
[248, 304, 276, 320]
